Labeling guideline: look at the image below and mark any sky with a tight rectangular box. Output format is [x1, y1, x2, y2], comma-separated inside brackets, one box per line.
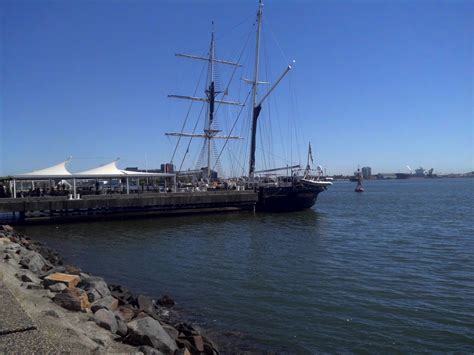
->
[1, 0, 472, 176]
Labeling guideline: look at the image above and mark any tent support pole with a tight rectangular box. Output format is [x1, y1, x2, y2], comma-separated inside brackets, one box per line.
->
[126, 178, 130, 195]
[13, 179, 16, 199]
[73, 178, 77, 199]
[173, 175, 177, 192]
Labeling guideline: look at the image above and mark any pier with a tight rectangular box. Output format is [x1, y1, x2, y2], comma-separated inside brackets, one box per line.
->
[0, 191, 258, 224]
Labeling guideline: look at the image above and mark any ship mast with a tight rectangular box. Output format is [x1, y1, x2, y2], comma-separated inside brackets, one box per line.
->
[248, 0, 263, 181]
[206, 27, 217, 180]
[167, 25, 243, 180]
[248, 0, 295, 180]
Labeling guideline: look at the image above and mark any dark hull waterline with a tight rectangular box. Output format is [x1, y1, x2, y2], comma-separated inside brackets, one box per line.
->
[256, 185, 325, 212]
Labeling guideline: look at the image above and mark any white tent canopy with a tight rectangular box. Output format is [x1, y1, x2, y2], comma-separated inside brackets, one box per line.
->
[13, 159, 72, 179]
[76, 161, 124, 177]
[11, 159, 175, 179]
[76, 160, 174, 178]
[8, 158, 177, 198]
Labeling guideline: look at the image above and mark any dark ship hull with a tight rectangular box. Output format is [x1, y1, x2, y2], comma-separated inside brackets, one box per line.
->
[256, 181, 327, 212]
[395, 173, 411, 179]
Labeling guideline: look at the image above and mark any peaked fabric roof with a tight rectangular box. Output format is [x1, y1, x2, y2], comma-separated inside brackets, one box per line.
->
[76, 161, 174, 177]
[11, 159, 175, 179]
[76, 161, 123, 176]
[20, 159, 72, 177]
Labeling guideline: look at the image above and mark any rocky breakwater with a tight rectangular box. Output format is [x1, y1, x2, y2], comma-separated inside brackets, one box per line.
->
[0, 225, 219, 355]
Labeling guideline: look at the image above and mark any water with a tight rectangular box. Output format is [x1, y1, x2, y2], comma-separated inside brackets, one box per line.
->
[18, 178, 474, 352]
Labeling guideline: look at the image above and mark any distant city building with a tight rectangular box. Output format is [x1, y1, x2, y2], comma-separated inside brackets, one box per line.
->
[125, 163, 175, 174]
[361, 167, 372, 179]
[161, 163, 175, 174]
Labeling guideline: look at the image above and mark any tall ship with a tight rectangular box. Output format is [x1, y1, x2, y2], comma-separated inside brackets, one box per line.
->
[0, 1, 332, 224]
[166, 0, 331, 212]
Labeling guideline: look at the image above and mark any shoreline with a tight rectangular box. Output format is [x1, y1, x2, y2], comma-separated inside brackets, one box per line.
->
[0, 225, 219, 354]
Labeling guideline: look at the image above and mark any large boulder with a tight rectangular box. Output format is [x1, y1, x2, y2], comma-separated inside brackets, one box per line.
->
[32, 244, 63, 266]
[19, 252, 52, 274]
[116, 317, 128, 337]
[81, 276, 111, 302]
[115, 305, 137, 322]
[64, 264, 81, 275]
[137, 295, 154, 315]
[53, 288, 91, 312]
[157, 295, 175, 307]
[91, 296, 119, 313]
[94, 309, 118, 334]
[109, 284, 137, 306]
[48, 283, 67, 293]
[126, 316, 178, 354]
[16, 270, 41, 285]
[44, 272, 80, 289]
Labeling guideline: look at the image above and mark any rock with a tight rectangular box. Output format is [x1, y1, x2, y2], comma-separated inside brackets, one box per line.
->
[137, 295, 154, 315]
[94, 309, 118, 334]
[79, 272, 90, 279]
[16, 270, 41, 284]
[64, 264, 81, 275]
[9, 236, 19, 243]
[44, 309, 60, 318]
[157, 295, 175, 307]
[81, 277, 111, 302]
[192, 335, 204, 352]
[174, 349, 191, 355]
[48, 283, 67, 293]
[126, 316, 178, 354]
[5, 251, 20, 263]
[116, 305, 137, 322]
[91, 296, 119, 313]
[19, 252, 51, 274]
[116, 318, 128, 337]
[136, 311, 149, 319]
[162, 324, 179, 341]
[157, 309, 170, 319]
[44, 272, 80, 289]
[137, 345, 165, 355]
[175, 338, 194, 352]
[2, 225, 14, 232]
[36, 245, 63, 266]
[39, 265, 66, 278]
[109, 284, 137, 306]
[25, 282, 43, 290]
[44, 290, 56, 299]
[53, 288, 91, 312]
[176, 323, 200, 337]
[0, 236, 11, 245]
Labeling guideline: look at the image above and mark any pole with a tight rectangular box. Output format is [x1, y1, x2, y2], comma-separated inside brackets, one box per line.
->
[126, 177, 130, 195]
[73, 178, 77, 199]
[248, 0, 263, 180]
[13, 179, 16, 199]
[207, 29, 216, 181]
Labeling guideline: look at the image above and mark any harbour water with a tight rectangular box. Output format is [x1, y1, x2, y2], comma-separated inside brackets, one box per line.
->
[18, 178, 474, 352]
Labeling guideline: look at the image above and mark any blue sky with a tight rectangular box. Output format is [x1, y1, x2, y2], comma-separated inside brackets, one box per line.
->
[1, 0, 472, 176]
